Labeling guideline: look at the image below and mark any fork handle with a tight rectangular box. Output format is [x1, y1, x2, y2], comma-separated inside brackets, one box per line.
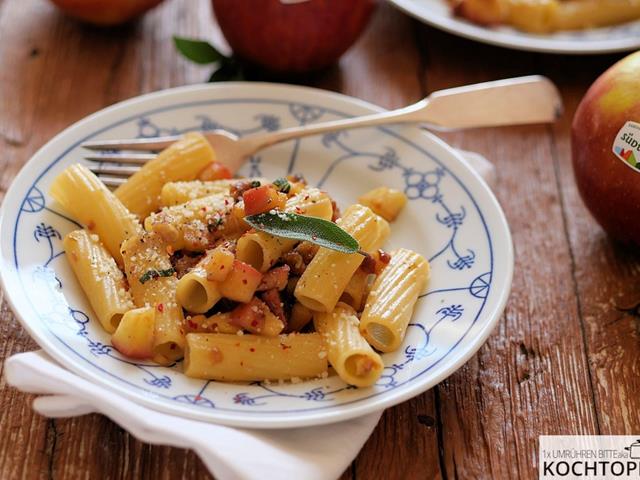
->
[237, 75, 561, 157]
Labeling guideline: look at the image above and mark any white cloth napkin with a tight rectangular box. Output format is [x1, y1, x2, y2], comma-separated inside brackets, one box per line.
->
[4, 149, 494, 480]
[5, 351, 381, 480]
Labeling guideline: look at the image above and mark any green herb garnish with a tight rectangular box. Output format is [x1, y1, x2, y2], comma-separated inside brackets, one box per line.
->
[272, 177, 291, 194]
[173, 37, 223, 64]
[245, 212, 360, 254]
[139, 268, 176, 284]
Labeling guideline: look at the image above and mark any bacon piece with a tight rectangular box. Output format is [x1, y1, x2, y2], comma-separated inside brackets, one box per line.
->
[261, 288, 287, 326]
[359, 252, 377, 274]
[170, 251, 205, 279]
[257, 265, 290, 291]
[282, 251, 306, 275]
[230, 297, 266, 333]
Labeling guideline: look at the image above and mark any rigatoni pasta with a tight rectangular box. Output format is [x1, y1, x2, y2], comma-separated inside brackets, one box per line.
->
[121, 232, 185, 364]
[360, 248, 430, 352]
[54, 133, 431, 388]
[314, 303, 383, 387]
[184, 333, 328, 381]
[294, 204, 389, 313]
[50, 164, 142, 265]
[115, 132, 216, 217]
[63, 229, 135, 333]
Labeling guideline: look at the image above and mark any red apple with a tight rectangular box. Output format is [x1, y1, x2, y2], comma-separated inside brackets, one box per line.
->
[211, 0, 376, 74]
[48, 0, 164, 26]
[572, 51, 640, 245]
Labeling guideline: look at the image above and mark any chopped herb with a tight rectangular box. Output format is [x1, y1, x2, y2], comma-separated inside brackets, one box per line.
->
[250, 180, 262, 188]
[139, 267, 176, 284]
[207, 217, 224, 232]
[272, 177, 291, 194]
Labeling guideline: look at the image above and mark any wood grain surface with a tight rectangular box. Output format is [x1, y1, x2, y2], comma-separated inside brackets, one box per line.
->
[0, 0, 637, 479]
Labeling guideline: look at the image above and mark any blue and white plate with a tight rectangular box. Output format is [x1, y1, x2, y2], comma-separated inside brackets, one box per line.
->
[389, 0, 640, 54]
[0, 83, 513, 428]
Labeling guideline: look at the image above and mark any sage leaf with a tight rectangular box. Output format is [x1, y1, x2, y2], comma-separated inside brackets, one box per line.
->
[245, 212, 360, 254]
[173, 37, 224, 64]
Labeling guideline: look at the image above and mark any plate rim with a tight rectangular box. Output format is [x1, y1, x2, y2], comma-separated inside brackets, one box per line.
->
[0, 82, 514, 428]
[388, 0, 640, 54]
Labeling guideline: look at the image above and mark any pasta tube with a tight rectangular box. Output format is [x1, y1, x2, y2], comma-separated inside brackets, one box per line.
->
[358, 186, 408, 221]
[314, 303, 383, 387]
[360, 248, 430, 352]
[160, 178, 268, 206]
[340, 270, 371, 312]
[50, 164, 142, 265]
[187, 312, 240, 334]
[115, 132, 216, 217]
[236, 232, 296, 272]
[184, 333, 328, 381]
[111, 306, 155, 359]
[121, 232, 184, 364]
[176, 267, 222, 314]
[285, 187, 333, 220]
[294, 204, 390, 312]
[63, 229, 135, 333]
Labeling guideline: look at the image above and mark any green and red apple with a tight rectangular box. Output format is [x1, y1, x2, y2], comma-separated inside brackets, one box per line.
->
[572, 51, 640, 245]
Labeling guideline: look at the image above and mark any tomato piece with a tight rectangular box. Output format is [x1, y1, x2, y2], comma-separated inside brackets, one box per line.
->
[230, 297, 267, 333]
[219, 259, 263, 303]
[243, 185, 287, 216]
[198, 162, 233, 181]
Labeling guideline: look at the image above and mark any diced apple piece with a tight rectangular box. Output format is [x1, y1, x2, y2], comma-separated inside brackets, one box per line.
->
[230, 297, 266, 333]
[198, 162, 233, 181]
[201, 246, 235, 282]
[219, 259, 263, 302]
[243, 185, 287, 216]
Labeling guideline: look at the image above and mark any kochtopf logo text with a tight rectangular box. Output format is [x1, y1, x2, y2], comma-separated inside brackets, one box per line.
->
[539, 436, 640, 479]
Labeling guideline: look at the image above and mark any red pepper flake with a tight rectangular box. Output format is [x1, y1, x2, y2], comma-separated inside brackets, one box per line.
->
[251, 320, 258, 327]
[187, 320, 197, 329]
[157, 303, 164, 313]
[242, 279, 248, 284]
[249, 347, 255, 352]
[170, 343, 176, 350]
[201, 207, 207, 212]
[220, 265, 225, 270]
[240, 361, 244, 366]
[87, 220, 96, 230]
[281, 344, 291, 350]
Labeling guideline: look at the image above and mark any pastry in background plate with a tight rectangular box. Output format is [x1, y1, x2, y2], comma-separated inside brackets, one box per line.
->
[449, 0, 640, 33]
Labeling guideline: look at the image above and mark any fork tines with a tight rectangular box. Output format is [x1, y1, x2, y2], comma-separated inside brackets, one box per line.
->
[84, 151, 158, 187]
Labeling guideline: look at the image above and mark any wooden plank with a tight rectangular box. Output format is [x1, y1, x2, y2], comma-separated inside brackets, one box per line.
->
[416, 27, 600, 478]
[0, 1, 217, 478]
[543, 52, 640, 435]
[308, 5, 443, 479]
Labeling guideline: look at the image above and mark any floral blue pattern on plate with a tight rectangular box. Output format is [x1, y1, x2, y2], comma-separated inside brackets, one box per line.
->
[0, 83, 513, 428]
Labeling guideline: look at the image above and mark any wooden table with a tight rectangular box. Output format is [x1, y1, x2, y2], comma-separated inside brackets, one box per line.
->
[0, 1, 636, 478]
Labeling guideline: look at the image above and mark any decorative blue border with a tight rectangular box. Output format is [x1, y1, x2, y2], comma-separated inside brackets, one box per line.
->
[10, 97, 495, 415]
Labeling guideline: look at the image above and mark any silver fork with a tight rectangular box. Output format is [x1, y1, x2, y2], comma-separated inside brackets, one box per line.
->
[83, 76, 562, 187]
